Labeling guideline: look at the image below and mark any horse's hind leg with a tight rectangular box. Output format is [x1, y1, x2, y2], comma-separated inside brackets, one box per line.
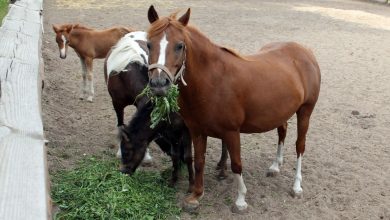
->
[267, 122, 287, 177]
[293, 104, 314, 198]
[216, 140, 228, 180]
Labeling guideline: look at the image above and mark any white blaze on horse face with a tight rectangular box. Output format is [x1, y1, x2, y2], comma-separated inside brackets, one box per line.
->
[293, 154, 303, 195]
[157, 32, 168, 73]
[234, 174, 248, 211]
[60, 34, 67, 58]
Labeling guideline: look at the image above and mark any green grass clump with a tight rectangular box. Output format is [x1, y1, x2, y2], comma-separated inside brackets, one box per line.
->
[0, 0, 8, 22]
[51, 157, 180, 220]
[138, 85, 180, 128]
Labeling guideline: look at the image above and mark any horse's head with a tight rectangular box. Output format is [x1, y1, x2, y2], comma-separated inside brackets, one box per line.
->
[146, 5, 190, 96]
[118, 126, 148, 175]
[52, 24, 73, 59]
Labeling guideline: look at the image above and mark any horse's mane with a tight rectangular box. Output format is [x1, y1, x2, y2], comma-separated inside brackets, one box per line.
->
[72, 23, 93, 30]
[147, 12, 247, 60]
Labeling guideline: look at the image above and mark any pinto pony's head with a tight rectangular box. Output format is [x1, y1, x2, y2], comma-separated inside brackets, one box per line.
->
[52, 24, 73, 59]
[146, 5, 190, 96]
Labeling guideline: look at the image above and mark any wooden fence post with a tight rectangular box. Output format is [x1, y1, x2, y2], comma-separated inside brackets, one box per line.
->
[0, 0, 50, 219]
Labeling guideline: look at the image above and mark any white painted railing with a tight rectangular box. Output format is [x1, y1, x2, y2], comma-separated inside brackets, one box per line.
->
[0, 0, 50, 219]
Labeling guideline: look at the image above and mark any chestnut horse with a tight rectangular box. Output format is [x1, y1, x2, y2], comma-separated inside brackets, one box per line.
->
[146, 6, 321, 212]
[52, 23, 133, 102]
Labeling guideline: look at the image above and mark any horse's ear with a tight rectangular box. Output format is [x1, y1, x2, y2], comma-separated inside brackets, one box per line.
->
[148, 5, 159, 24]
[119, 126, 130, 142]
[65, 25, 73, 33]
[178, 8, 191, 26]
[52, 24, 59, 32]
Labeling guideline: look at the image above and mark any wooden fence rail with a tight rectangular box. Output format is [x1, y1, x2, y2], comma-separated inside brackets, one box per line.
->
[0, 0, 50, 219]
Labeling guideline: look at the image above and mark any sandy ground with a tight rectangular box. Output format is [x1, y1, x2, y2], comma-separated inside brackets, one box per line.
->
[42, 0, 390, 219]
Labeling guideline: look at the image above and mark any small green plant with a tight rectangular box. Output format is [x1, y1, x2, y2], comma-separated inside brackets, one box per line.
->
[138, 85, 180, 128]
[51, 157, 180, 220]
[0, 0, 8, 22]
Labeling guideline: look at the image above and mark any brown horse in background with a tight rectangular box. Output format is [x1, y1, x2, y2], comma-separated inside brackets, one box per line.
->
[146, 6, 321, 213]
[52, 24, 133, 102]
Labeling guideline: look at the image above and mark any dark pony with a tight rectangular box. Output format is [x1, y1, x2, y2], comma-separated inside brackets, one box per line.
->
[119, 102, 193, 190]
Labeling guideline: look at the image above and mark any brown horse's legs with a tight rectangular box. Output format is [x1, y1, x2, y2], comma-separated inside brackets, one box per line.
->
[267, 122, 288, 177]
[216, 140, 228, 180]
[85, 57, 94, 102]
[79, 57, 87, 100]
[293, 105, 314, 198]
[224, 131, 248, 212]
[183, 132, 207, 211]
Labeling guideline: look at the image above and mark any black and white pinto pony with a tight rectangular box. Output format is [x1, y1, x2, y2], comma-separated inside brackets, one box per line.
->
[104, 32, 229, 186]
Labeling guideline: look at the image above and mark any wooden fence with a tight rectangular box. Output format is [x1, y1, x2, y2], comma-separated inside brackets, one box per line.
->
[0, 0, 50, 219]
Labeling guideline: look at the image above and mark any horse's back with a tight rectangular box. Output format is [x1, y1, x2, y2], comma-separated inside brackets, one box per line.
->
[252, 42, 321, 103]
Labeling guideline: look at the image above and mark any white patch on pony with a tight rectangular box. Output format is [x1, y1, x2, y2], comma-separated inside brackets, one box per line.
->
[234, 174, 248, 211]
[157, 33, 168, 73]
[142, 148, 153, 164]
[60, 34, 67, 57]
[106, 32, 148, 80]
[293, 154, 303, 195]
[127, 31, 147, 41]
[268, 142, 284, 173]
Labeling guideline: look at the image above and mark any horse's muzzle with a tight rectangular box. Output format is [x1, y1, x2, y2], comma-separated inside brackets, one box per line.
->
[149, 75, 171, 96]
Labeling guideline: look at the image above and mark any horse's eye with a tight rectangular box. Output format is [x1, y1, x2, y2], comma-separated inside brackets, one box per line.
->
[146, 42, 151, 50]
[175, 42, 184, 52]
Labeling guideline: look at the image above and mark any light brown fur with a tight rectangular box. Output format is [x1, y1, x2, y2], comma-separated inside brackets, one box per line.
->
[52, 23, 134, 102]
[146, 6, 321, 212]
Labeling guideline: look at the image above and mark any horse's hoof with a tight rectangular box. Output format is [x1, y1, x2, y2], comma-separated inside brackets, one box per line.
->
[291, 189, 303, 199]
[182, 198, 200, 213]
[216, 172, 228, 180]
[87, 96, 93, 102]
[266, 169, 279, 177]
[231, 202, 248, 214]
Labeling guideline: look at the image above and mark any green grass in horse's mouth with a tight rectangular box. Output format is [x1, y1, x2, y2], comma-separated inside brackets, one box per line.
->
[138, 85, 180, 128]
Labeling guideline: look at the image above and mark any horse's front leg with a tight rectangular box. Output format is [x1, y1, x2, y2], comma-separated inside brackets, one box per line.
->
[224, 131, 248, 213]
[79, 57, 87, 100]
[183, 131, 206, 212]
[85, 57, 94, 102]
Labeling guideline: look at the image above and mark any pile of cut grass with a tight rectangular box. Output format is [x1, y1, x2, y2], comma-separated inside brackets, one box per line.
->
[51, 157, 180, 220]
[0, 0, 8, 22]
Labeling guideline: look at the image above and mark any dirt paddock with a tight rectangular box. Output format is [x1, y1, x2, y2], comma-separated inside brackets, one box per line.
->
[42, 0, 390, 219]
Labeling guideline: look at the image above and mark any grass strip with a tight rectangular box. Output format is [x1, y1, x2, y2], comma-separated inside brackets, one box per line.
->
[0, 0, 8, 22]
[51, 157, 180, 220]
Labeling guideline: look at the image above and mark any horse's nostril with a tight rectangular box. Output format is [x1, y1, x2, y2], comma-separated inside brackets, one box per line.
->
[163, 78, 170, 87]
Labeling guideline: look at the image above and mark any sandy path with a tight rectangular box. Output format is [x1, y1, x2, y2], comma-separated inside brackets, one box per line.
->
[42, 0, 390, 219]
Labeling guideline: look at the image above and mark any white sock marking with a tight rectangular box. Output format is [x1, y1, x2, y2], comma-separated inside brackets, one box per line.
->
[157, 33, 168, 73]
[234, 174, 248, 210]
[60, 34, 67, 57]
[293, 154, 303, 194]
[269, 142, 284, 173]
